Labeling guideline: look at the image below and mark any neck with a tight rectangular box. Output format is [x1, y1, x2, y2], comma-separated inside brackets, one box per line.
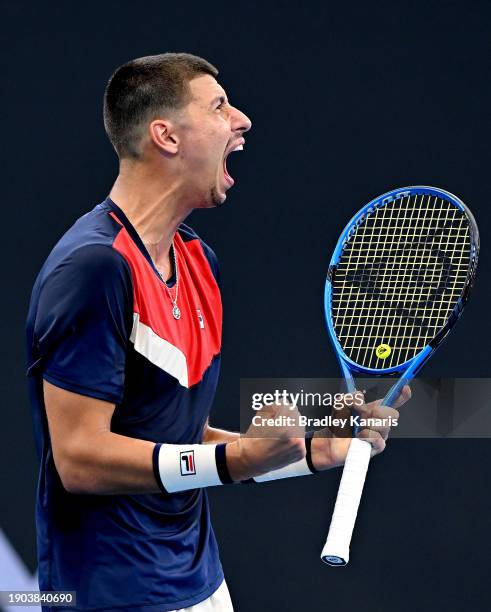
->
[109, 158, 194, 258]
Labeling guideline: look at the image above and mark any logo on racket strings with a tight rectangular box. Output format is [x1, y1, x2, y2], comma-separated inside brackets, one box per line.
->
[375, 344, 391, 359]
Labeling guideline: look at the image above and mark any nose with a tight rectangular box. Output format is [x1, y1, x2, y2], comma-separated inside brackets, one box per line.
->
[231, 106, 252, 134]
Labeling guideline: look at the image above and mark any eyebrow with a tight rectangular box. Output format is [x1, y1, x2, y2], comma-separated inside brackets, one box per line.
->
[210, 94, 228, 107]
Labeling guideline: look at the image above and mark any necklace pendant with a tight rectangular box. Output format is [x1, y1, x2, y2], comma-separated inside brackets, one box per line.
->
[172, 304, 181, 320]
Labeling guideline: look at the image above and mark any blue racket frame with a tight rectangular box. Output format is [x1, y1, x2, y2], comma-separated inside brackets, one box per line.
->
[324, 185, 479, 407]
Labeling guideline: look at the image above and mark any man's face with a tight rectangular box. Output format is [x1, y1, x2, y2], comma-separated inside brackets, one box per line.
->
[175, 74, 252, 207]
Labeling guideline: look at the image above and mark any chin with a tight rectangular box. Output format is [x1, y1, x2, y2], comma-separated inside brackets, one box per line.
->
[211, 186, 227, 208]
[193, 186, 226, 209]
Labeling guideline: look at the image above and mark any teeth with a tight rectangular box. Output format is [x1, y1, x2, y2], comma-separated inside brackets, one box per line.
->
[232, 144, 243, 151]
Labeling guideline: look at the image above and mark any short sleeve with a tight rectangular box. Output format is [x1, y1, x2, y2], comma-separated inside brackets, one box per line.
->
[34, 244, 133, 404]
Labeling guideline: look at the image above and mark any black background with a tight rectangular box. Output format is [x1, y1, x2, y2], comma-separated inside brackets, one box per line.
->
[2, 1, 491, 611]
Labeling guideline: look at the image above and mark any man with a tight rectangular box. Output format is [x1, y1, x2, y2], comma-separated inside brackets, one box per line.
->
[26, 53, 409, 612]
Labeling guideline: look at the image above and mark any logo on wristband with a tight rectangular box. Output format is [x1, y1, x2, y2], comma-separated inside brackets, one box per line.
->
[180, 450, 196, 475]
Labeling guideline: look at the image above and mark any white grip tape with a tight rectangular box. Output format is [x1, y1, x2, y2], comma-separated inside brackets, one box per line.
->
[253, 456, 313, 482]
[321, 438, 372, 566]
[157, 443, 222, 493]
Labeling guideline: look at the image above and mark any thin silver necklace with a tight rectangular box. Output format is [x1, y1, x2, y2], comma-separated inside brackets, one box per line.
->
[163, 243, 181, 320]
[150, 242, 180, 320]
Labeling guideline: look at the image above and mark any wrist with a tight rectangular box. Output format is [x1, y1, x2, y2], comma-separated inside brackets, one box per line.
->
[225, 439, 257, 482]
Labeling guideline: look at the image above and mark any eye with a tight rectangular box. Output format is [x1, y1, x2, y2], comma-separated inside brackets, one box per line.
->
[215, 97, 227, 111]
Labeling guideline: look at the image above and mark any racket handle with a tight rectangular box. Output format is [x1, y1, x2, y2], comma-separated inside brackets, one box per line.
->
[320, 438, 372, 566]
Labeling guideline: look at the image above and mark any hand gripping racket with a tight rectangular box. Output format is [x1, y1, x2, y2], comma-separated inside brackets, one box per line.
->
[321, 186, 479, 566]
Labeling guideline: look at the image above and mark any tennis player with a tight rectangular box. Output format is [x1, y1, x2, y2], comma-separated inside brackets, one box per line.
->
[25, 53, 410, 612]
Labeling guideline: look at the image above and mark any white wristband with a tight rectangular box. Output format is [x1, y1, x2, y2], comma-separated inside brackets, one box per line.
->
[253, 456, 314, 482]
[153, 442, 233, 493]
[154, 433, 318, 492]
[247, 432, 318, 483]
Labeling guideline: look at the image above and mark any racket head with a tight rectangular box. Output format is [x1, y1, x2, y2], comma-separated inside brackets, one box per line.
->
[324, 186, 479, 376]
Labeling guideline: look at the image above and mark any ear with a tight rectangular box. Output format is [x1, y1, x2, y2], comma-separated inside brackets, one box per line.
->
[148, 119, 179, 155]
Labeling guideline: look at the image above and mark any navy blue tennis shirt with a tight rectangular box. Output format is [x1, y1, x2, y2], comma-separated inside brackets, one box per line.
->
[26, 198, 225, 611]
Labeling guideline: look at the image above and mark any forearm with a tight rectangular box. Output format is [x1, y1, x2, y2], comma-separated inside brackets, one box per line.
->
[203, 423, 240, 444]
[58, 430, 159, 495]
[61, 428, 246, 495]
[61, 428, 335, 496]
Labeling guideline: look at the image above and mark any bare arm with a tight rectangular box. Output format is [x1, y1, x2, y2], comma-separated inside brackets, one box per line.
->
[44, 382, 305, 494]
[44, 380, 159, 495]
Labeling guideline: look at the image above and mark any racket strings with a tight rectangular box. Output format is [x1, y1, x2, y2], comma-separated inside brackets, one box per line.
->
[331, 194, 471, 369]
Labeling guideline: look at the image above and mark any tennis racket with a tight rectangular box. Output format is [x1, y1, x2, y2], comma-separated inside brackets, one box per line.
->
[320, 186, 479, 566]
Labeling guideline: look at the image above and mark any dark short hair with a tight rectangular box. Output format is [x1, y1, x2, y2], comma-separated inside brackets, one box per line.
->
[103, 52, 218, 159]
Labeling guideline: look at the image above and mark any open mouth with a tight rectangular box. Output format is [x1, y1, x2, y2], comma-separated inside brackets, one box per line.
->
[223, 140, 244, 186]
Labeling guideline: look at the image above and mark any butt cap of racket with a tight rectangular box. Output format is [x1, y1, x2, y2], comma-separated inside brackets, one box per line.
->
[321, 544, 349, 566]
